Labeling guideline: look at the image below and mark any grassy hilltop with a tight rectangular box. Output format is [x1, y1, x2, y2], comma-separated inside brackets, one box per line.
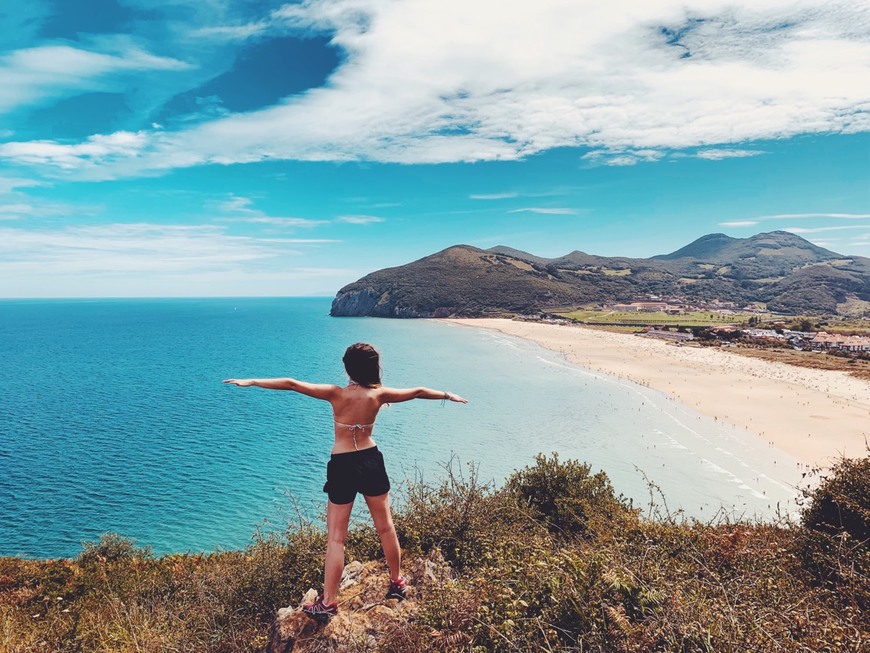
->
[1, 454, 868, 652]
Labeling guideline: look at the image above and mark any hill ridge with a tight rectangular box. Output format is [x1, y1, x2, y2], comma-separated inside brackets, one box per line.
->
[330, 231, 870, 317]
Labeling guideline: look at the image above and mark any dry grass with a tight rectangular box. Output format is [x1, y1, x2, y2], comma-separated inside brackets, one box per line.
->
[1, 454, 867, 653]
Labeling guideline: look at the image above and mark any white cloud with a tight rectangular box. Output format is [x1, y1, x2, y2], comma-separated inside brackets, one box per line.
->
[0, 222, 352, 297]
[719, 220, 759, 227]
[0, 131, 151, 170]
[695, 149, 765, 160]
[721, 213, 870, 231]
[191, 21, 270, 41]
[470, 193, 519, 200]
[761, 212, 870, 220]
[217, 195, 258, 214]
[2, 0, 870, 175]
[240, 217, 330, 228]
[508, 207, 578, 215]
[0, 203, 33, 214]
[0, 176, 43, 193]
[582, 149, 667, 166]
[0, 222, 337, 275]
[783, 225, 870, 234]
[0, 197, 102, 221]
[211, 194, 328, 228]
[336, 215, 384, 224]
[0, 44, 190, 115]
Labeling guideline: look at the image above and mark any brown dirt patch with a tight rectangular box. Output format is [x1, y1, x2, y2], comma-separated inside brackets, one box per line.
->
[730, 346, 870, 381]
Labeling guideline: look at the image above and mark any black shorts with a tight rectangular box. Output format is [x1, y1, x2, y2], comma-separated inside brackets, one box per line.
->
[323, 446, 391, 505]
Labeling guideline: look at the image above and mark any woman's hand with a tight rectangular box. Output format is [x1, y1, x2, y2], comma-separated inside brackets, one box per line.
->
[223, 379, 255, 387]
[445, 392, 468, 404]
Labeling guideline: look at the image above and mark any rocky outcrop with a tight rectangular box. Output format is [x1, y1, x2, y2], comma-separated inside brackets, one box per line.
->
[266, 552, 453, 653]
[329, 288, 447, 318]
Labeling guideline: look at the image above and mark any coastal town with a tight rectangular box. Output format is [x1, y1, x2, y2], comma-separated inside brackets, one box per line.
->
[528, 297, 870, 354]
[637, 325, 870, 351]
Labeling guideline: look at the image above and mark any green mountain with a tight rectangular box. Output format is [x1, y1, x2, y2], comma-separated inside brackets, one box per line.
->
[330, 231, 870, 317]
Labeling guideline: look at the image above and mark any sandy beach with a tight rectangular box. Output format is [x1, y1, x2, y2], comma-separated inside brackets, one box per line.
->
[450, 319, 869, 467]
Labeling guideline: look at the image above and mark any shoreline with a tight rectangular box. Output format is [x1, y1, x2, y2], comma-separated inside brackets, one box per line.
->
[450, 318, 869, 467]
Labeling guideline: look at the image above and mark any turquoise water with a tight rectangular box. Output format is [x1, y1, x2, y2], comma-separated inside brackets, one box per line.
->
[0, 298, 800, 558]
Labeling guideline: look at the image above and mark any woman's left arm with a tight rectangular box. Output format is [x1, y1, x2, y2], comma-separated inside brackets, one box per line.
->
[223, 377, 338, 401]
[378, 386, 468, 404]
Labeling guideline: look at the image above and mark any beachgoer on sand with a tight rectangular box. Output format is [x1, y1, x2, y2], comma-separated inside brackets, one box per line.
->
[223, 342, 467, 622]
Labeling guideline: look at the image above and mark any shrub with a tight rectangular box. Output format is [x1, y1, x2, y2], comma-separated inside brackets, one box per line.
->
[393, 458, 529, 570]
[504, 452, 635, 538]
[801, 455, 870, 543]
[77, 532, 151, 566]
[798, 454, 870, 610]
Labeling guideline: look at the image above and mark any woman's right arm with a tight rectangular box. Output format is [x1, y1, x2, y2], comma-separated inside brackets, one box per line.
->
[378, 387, 468, 404]
[223, 378, 338, 401]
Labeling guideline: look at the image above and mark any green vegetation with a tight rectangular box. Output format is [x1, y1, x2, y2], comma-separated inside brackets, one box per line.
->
[738, 315, 870, 334]
[331, 231, 870, 318]
[557, 309, 748, 327]
[2, 453, 868, 652]
[552, 310, 870, 335]
[819, 318, 870, 335]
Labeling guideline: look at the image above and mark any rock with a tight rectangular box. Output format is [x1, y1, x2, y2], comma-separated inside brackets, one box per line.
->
[266, 610, 318, 653]
[329, 288, 384, 317]
[266, 554, 452, 652]
[339, 560, 364, 589]
[322, 611, 367, 642]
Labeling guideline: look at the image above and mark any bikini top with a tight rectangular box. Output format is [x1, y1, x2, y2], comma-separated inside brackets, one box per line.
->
[334, 419, 375, 451]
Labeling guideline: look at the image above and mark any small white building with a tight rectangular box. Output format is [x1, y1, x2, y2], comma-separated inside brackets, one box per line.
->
[613, 302, 670, 312]
[812, 332, 870, 352]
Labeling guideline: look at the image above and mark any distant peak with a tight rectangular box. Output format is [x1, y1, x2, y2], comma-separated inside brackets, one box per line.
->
[752, 230, 814, 242]
[747, 230, 839, 254]
[436, 244, 484, 254]
[654, 230, 839, 261]
[654, 232, 737, 260]
[486, 245, 546, 262]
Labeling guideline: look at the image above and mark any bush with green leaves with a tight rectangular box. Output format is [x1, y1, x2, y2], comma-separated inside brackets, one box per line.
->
[77, 532, 151, 566]
[393, 459, 529, 570]
[504, 452, 636, 538]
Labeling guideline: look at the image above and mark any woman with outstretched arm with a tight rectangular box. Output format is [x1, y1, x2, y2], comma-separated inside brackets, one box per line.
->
[223, 342, 467, 622]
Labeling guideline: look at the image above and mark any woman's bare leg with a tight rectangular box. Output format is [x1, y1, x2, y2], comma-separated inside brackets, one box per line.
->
[364, 492, 401, 581]
[323, 499, 353, 605]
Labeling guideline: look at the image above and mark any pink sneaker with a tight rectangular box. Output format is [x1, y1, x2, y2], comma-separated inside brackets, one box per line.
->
[303, 596, 338, 623]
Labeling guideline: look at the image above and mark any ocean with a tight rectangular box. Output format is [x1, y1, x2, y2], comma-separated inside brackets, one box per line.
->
[0, 297, 800, 558]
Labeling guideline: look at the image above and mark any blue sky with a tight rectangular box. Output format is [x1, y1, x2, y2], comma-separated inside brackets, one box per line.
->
[1, 0, 868, 298]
